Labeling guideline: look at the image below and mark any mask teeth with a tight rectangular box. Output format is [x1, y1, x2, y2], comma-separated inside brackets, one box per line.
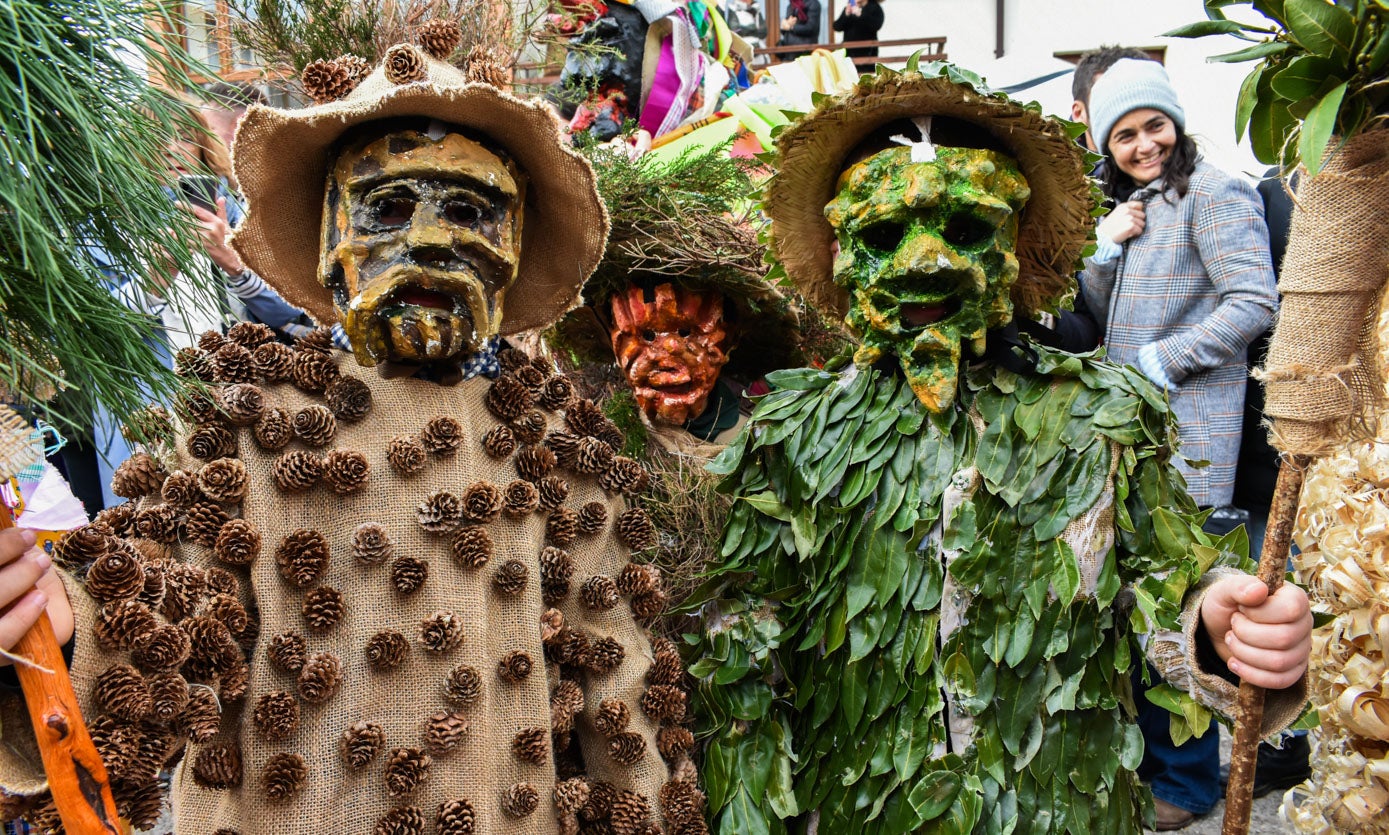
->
[890, 116, 936, 163]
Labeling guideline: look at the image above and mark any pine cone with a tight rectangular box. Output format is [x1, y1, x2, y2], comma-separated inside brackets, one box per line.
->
[296, 326, 335, 354]
[55, 524, 111, 571]
[275, 529, 329, 587]
[512, 727, 548, 765]
[187, 422, 236, 461]
[291, 349, 338, 393]
[196, 457, 248, 503]
[227, 321, 274, 349]
[174, 347, 215, 382]
[587, 637, 625, 674]
[463, 45, 508, 88]
[486, 375, 534, 422]
[213, 343, 257, 384]
[580, 576, 619, 611]
[92, 504, 136, 537]
[89, 715, 140, 782]
[192, 743, 243, 789]
[254, 407, 293, 450]
[444, 665, 482, 707]
[160, 562, 206, 621]
[511, 409, 547, 445]
[641, 685, 687, 723]
[416, 18, 462, 60]
[564, 399, 607, 438]
[555, 628, 590, 668]
[115, 778, 167, 830]
[147, 672, 189, 723]
[158, 469, 199, 508]
[555, 778, 591, 817]
[253, 691, 299, 742]
[273, 450, 323, 492]
[366, 630, 410, 671]
[497, 347, 532, 374]
[420, 611, 463, 653]
[293, 405, 337, 447]
[131, 623, 191, 674]
[423, 709, 470, 754]
[436, 798, 477, 835]
[342, 720, 386, 769]
[121, 404, 174, 445]
[580, 780, 617, 823]
[538, 375, 575, 411]
[212, 518, 260, 566]
[219, 383, 265, 426]
[94, 600, 155, 650]
[631, 589, 669, 621]
[461, 481, 503, 522]
[180, 686, 222, 743]
[326, 375, 372, 421]
[659, 781, 706, 828]
[540, 608, 566, 644]
[383, 43, 428, 85]
[608, 732, 646, 766]
[618, 563, 661, 596]
[450, 525, 493, 568]
[573, 436, 616, 475]
[417, 490, 463, 533]
[93, 664, 151, 719]
[302, 58, 351, 104]
[303, 584, 345, 630]
[220, 664, 248, 705]
[388, 436, 427, 475]
[501, 783, 539, 818]
[268, 631, 307, 674]
[194, 329, 220, 353]
[262, 752, 307, 801]
[599, 457, 649, 495]
[591, 698, 632, 742]
[185, 500, 231, 547]
[609, 790, 652, 834]
[545, 430, 583, 469]
[297, 651, 343, 703]
[516, 445, 557, 482]
[205, 565, 239, 597]
[111, 452, 168, 499]
[551, 680, 584, 735]
[206, 593, 249, 636]
[616, 507, 656, 551]
[540, 547, 574, 605]
[86, 549, 145, 603]
[502, 480, 540, 515]
[391, 555, 428, 595]
[352, 522, 394, 563]
[323, 449, 370, 494]
[421, 416, 463, 456]
[497, 650, 533, 683]
[136, 561, 167, 611]
[374, 806, 426, 835]
[384, 746, 431, 797]
[514, 365, 546, 395]
[648, 641, 684, 687]
[183, 615, 241, 678]
[483, 425, 517, 458]
[576, 502, 608, 535]
[493, 559, 528, 595]
[536, 476, 569, 511]
[547, 508, 579, 546]
[254, 341, 295, 382]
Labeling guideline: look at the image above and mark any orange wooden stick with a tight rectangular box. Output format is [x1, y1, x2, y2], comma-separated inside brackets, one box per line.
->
[0, 507, 120, 834]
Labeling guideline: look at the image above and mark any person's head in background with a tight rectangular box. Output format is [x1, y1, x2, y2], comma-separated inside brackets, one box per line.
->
[202, 81, 269, 156]
[1088, 58, 1200, 201]
[166, 96, 234, 186]
[1070, 45, 1151, 152]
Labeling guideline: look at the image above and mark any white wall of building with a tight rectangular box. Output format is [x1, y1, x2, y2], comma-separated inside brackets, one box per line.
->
[864, 0, 1272, 180]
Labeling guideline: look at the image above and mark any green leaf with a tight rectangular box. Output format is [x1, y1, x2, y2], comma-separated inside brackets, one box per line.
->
[719, 787, 772, 835]
[742, 491, 794, 523]
[1270, 55, 1345, 101]
[1207, 39, 1290, 62]
[1300, 80, 1348, 176]
[1163, 19, 1268, 37]
[1284, 0, 1356, 60]
[1235, 65, 1264, 143]
[907, 770, 963, 822]
[1248, 72, 1296, 164]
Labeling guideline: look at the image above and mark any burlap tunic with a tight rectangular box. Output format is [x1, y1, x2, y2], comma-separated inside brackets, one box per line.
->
[0, 341, 693, 834]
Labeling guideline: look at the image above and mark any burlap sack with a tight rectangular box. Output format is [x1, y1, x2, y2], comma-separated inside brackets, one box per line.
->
[1262, 129, 1389, 456]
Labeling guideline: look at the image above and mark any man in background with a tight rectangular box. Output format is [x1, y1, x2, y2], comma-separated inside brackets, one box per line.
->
[201, 81, 268, 158]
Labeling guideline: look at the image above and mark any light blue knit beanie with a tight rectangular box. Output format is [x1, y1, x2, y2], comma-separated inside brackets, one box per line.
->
[1088, 58, 1186, 154]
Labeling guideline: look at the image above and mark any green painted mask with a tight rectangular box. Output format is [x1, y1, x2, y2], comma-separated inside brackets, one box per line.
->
[825, 145, 1030, 411]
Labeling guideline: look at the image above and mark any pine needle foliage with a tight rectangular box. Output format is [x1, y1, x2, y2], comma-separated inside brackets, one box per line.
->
[0, 0, 220, 435]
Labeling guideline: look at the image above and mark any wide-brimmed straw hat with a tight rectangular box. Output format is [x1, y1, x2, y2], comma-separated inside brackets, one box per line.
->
[766, 56, 1099, 319]
[232, 45, 609, 333]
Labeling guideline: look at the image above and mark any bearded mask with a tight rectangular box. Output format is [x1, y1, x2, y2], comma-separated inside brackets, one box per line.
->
[320, 125, 526, 372]
[609, 282, 731, 425]
[825, 144, 1030, 411]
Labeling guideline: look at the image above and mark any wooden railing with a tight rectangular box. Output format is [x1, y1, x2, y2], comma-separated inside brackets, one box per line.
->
[754, 35, 946, 68]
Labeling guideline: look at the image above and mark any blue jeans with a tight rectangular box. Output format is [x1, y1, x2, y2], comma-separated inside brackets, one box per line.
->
[1134, 663, 1222, 814]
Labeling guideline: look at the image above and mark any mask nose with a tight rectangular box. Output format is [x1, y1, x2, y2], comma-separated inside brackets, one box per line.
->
[404, 203, 460, 269]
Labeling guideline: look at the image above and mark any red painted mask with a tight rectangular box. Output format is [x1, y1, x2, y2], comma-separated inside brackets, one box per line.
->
[609, 283, 730, 425]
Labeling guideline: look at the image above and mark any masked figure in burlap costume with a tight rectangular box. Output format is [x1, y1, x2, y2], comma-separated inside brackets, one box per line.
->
[691, 58, 1312, 834]
[0, 41, 705, 835]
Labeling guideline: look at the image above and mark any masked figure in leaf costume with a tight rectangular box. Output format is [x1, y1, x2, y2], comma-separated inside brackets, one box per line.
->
[0, 37, 707, 835]
[692, 58, 1312, 834]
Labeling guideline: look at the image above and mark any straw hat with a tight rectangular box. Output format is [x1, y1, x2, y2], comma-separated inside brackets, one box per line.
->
[232, 45, 609, 333]
[766, 56, 1100, 319]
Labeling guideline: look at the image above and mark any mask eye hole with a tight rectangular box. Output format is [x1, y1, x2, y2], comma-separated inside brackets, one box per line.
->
[444, 200, 482, 226]
[678, 327, 691, 338]
[374, 197, 415, 228]
[942, 213, 994, 249]
[642, 329, 656, 342]
[859, 220, 906, 254]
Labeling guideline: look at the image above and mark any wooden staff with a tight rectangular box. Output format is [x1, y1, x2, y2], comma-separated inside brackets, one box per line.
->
[0, 408, 120, 833]
[1221, 454, 1308, 835]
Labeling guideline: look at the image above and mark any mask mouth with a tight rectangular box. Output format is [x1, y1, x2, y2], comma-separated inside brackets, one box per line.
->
[900, 298, 962, 332]
[387, 286, 461, 313]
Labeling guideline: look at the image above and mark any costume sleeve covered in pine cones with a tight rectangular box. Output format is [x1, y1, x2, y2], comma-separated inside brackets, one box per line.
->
[690, 346, 1306, 835]
[0, 335, 699, 834]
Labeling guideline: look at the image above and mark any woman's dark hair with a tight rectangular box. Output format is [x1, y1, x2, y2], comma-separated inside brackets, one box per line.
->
[1102, 123, 1200, 203]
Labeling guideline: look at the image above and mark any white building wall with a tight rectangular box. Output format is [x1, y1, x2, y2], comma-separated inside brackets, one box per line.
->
[864, 0, 1272, 180]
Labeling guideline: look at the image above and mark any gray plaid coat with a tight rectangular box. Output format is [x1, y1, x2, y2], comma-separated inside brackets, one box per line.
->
[1080, 161, 1277, 506]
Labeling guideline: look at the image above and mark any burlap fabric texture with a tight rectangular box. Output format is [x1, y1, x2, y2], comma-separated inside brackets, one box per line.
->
[1262, 129, 1389, 457]
[0, 335, 702, 834]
